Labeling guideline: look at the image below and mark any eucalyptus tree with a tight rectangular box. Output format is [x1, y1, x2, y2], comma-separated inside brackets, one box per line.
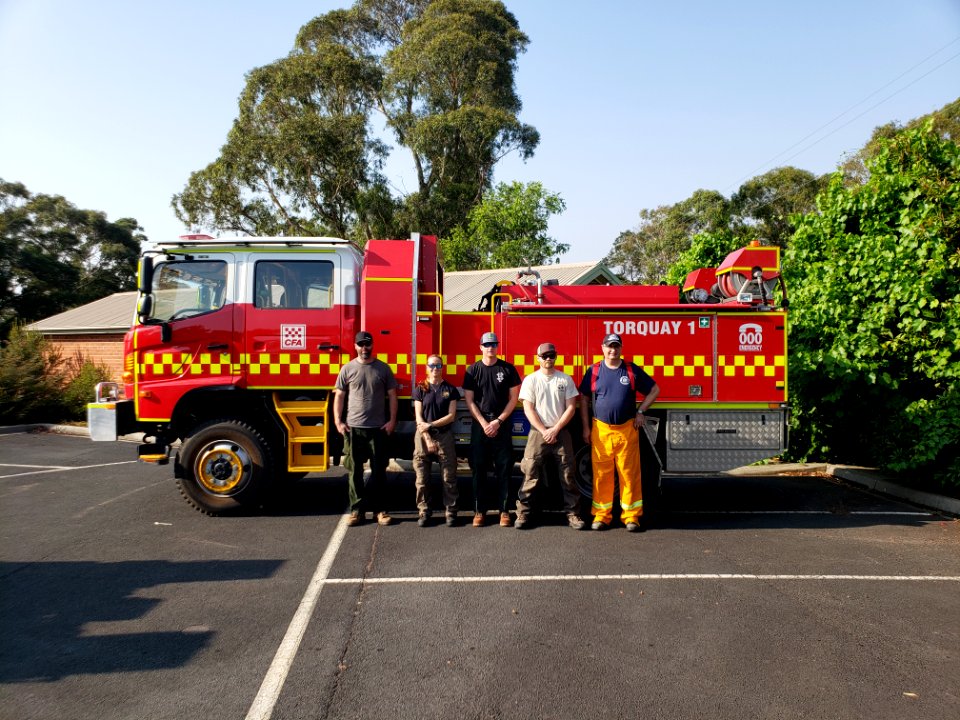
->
[173, 0, 538, 242]
[441, 181, 566, 270]
[0, 180, 142, 338]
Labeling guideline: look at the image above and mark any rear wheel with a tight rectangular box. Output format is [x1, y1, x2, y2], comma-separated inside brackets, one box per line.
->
[573, 444, 593, 499]
[177, 420, 273, 515]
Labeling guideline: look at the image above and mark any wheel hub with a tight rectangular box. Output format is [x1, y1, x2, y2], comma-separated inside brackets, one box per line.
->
[195, 441, 251, 495]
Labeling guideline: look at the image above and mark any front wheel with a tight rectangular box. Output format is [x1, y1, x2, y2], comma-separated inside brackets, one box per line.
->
[177, 420, 273, 515]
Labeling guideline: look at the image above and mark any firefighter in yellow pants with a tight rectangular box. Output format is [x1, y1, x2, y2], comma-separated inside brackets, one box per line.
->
[590, 419, 643, 525]
[579, 332, 660, 532]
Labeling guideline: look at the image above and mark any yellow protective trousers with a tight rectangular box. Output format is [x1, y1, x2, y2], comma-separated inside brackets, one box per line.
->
[590, 419, 643, 525]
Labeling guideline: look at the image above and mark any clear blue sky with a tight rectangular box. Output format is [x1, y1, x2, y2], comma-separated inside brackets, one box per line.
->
[1, 0, 958, 263]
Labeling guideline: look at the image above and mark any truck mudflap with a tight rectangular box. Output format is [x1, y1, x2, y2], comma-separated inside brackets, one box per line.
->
[663, 409, 787, 472]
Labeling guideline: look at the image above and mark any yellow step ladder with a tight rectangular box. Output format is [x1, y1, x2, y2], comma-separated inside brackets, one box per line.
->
[272, 393, 330, 473]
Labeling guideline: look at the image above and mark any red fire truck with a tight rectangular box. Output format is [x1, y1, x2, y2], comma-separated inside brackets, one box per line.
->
[88, 233, 788, 515]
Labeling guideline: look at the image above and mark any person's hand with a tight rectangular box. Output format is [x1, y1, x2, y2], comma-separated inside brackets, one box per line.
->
[542, 427, 558, 444]
[484, 419, 500, 438]
[634, 412, 645, 430]
[383, 418, 397, 435]
[336, 421, 349, 435]
[416, 420, 432, 434]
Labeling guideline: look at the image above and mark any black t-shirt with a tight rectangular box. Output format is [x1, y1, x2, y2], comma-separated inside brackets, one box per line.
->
[412, 380, 461, 423]
[462, 359, 521, 418]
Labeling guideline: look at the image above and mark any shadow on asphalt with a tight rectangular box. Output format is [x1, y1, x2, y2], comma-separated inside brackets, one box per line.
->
[262, 468, 942, 529]
[0, 559, 282, 682]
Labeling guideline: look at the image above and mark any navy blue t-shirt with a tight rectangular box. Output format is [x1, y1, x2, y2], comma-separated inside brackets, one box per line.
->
[412, 380, 461, 424]
[578, 361, 655, 425]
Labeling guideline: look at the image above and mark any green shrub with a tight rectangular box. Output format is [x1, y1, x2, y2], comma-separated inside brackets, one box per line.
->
[784, 122, 960, 488]
[62, 354, 112, 420]
[0, 324, 66, 423]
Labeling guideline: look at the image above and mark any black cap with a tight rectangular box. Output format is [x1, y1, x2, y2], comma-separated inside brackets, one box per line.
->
[602, 333, 622, 347]
[355, 331, 373, 344]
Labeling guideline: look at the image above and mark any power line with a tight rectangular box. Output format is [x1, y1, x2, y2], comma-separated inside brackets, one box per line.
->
[724, 36, 960, 193]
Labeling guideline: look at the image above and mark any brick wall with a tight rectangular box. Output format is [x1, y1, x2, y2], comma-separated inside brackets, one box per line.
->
[46, 334, 125, 383]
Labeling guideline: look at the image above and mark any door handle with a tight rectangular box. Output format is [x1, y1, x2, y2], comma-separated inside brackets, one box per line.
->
[207, 343, 229, 350]
[318, 343, 340, 350]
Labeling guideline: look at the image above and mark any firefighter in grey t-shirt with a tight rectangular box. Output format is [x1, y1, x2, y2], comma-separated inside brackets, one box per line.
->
[334, 330, 398, 526]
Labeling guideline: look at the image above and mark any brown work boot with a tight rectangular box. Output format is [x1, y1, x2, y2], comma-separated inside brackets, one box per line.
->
[376, 511, 393, 526]
[347, 510, 362, 527]
[472, 512, 485, 527]
[499, 512, 512, 527]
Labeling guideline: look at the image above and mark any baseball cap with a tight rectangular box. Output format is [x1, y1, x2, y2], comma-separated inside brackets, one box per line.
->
[602, 333, 622, 347]
[355, 330, 374, 344]
[536, 342, 556, 356]
[480, 331, 499, 345]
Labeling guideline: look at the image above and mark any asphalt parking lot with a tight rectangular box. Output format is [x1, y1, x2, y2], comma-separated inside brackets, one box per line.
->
[1, 431, 958, 720]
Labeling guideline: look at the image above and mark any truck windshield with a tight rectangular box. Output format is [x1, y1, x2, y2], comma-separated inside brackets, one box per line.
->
[148, 260, 228, 322]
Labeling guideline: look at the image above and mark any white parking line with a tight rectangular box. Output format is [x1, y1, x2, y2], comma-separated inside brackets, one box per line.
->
[245, 513, 350, 720]
[319, 573, 960, 584]
[0, 460, 136, 479]
[675, 510, 933, 516]
[0, 463, 72, 469]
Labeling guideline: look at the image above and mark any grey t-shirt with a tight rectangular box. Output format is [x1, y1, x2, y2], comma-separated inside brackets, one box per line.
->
[335, 359, 398, 428]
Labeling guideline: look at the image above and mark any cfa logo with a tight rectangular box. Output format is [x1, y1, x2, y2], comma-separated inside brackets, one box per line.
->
[739, 323, 762, 352]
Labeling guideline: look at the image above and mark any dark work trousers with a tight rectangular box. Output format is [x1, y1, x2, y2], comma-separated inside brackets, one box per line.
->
[344, 427, 389, 513]
[517, 427, 581, 517]
[470, 420, 514, 514]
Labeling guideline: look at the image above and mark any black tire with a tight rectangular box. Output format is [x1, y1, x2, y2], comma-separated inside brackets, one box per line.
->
[177, 420, 273, 515]
[640, 439, 663, 518]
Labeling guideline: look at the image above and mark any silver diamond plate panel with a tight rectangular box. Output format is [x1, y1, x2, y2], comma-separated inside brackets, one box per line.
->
[667, 411, 784, 450]
[665, 448, 780, 473]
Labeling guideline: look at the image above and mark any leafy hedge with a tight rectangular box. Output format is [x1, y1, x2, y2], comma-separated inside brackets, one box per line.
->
[784, 123, 959, 486]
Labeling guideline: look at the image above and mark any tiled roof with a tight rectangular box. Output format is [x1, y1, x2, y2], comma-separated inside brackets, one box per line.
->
[27, 292, 137, 334]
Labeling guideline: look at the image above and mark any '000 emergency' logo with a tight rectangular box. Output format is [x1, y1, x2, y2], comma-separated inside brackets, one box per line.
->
[738, 323, 763, 352]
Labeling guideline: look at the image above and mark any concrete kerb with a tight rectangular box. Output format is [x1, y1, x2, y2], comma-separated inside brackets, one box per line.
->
[828, 464, 960, 518]
[728, 461, 959, 518]
[5, 425, 957, 518]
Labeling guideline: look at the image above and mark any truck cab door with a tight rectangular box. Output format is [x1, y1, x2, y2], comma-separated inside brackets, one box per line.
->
[134, 255, 235, 421]
[242, 257, 343, 390]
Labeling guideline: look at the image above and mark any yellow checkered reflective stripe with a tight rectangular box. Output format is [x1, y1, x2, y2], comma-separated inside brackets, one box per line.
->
[416, 353, 488, 381]
[138, 351, 354, 378]
[588, 354, 713, 378]
[718, 354, 786, 377]
[511, 354, 584, 377]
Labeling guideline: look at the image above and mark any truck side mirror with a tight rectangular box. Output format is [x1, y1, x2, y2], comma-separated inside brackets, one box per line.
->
[137, 294, 154, 321]
[138, 256, 154, 294]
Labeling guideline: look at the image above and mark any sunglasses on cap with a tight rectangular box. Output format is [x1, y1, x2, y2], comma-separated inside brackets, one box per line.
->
[481, 342, 498, 348]
[539, 352, 557, 360]
[356, 340, 372, 347]
[427, 363, 443, 369]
